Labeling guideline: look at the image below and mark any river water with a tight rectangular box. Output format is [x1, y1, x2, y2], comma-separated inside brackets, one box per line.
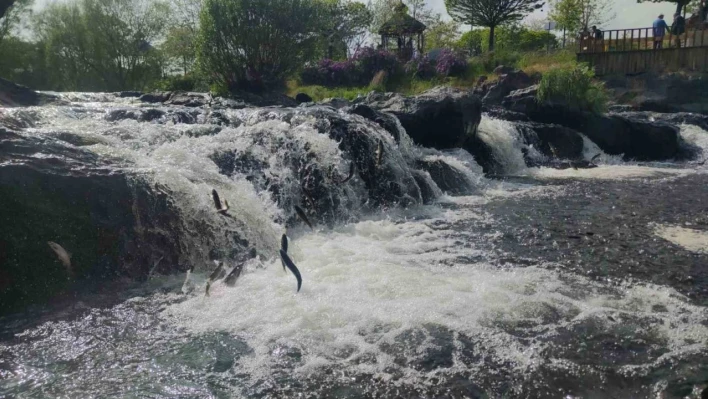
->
[1, 94, 707, 398]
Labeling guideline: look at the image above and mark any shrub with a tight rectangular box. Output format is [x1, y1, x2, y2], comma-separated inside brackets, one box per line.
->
[537, 63, 609, 114]
[351, 47, 399, 79]
[152, 74, 200, 91]
[404, 55, 436, 79]
[301, 59, 357, 86]
[198, 0, 320, 92]
[435, 49, 468, 77]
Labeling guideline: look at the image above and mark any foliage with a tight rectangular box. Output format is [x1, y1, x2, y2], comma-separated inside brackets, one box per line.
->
[317, 0, 372, 58]
[517, 49, 576, 74]
[404, 55, 436, 79]
[456, 25, 557, 53]
[161, 26, 197, 76]
[34, 0, 169, 92]
[435, 49, 468, 77]
[0, 0, 31, 46]
[549, 0, 615, 34]
[537, 63, 608, 114]
[424, 15, 461, 51]
[444, 0, 544, 51]
[301, 59, 357, 86]
[151, 74, 203, 91]
[637, 0, 695, 15]
[0, 37, 52, 88]
[351, 46, 400, 78]
[198, 0, 321, 92]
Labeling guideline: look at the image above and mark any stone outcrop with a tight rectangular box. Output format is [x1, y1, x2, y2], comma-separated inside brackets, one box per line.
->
[360, 87, 482, 150]
[604, 73, 708, 115]
[482, 70, 535, 105]
[0, 78, 58, 107]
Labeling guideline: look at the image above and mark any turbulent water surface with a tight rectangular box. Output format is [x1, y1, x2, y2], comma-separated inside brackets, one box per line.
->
[1, 94, 708, 398]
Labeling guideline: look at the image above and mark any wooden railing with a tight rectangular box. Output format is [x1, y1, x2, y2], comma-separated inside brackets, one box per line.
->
[579, 26, 708, 53]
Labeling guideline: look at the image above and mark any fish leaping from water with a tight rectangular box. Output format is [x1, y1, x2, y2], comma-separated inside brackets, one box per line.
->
[294, 205, 314, 230]
[279, 249, 302, 293]
[47, 241, 72, 276]
[333, 162, 356, 184]
[280, 234, 289, 271]
[181, 265, 195, 294]
[211, 189, 230, 215]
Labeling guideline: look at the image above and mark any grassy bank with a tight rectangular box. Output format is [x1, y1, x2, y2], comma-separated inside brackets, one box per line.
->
[287, 50, 577, 101]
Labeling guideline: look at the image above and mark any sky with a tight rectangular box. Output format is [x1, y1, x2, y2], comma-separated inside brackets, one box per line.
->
[29, 0, 683, 30]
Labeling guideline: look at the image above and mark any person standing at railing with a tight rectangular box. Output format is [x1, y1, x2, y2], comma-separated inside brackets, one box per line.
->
[653, 14, 669, 49]
[672, 13, 686, 48]
[592, 26, 604, 52]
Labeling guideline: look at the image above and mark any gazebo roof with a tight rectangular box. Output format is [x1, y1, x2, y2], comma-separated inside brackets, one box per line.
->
[378, 2, 426, 36]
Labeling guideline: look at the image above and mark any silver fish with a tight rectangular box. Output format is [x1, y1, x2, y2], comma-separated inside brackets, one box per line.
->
[334, 162, 355, 184]
[47, 241, 72, 275]
[280, 234, 288, 271]
[181, 265, 195, 295]
[147, 256, 164, 280]
[294, 205, 314, 230]
[279, 249, 302, 293]
[591, 153, 602, 163]
[205, 280, 211, 297]
[212, 189, 230, 214]
[209, 260, 225, 282]
[224, 263, 243, 286]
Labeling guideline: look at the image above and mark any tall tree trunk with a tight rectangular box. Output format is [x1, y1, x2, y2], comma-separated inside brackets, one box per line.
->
[488, 24, 496, 52]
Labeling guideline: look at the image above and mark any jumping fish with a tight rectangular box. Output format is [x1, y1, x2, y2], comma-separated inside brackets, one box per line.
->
[280, 234, 289, 271]
[181, 265, 195, 294]
[47, 241, 72, 275]
[209, 260, 225, 281]
[279, 249, 302, 292]
[147, 256, 164, 280]
[294, 205, 314, 230]
[205, 280, 211, 297]
[591, 153, 602, 163]
[211, 189, 230, 215]
[375, 140, 384, 168]
[334, 162, 356, 184]
[224, 263, 243, 286]
[549, 144, 559, 158]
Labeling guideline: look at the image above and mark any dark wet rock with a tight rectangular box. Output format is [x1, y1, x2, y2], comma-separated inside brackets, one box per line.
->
[118, 91, 142, 98]
[167, 110, 197, 124]
[347, 104, 401, 142]
[138, 108, 166, 122]
[205, 110, 231, 126]
[614, 111, 708, 132]
[500, 84, 538, 109]
[505, 100, 681, 161]
[608, 104, 635, 113]
[483, 70, 534, 105]
[416, 157, 476, 195]
[319, 97, 351, 109]
[411, 170, 438, 204]
[166, 92, 210, 107]
[227, 91, 298, 108]
[483, 106, 530, 122]
[294, 93, 313, 104]
[0, 78, 58, 107]
[211, 97, 248, 109]
[361, 87, 482, 150]
[604, 72, 708, 115]
[106, 109, 140, 122]
[0, 128, 188, 315]
[139, 91, 172, 104]
[493, 65, 516, 75]
[515, 122, 585, 160]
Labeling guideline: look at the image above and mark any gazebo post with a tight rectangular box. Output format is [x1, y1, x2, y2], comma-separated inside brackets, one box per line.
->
[377, 2, 426, 62]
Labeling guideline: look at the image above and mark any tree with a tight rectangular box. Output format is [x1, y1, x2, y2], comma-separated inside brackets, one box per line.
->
[198, 0, 321, 92]
[444, 0, 545, 51]
[34, 0, 169, 91]
[368, 0, 435, 37]
[550, 0, 614, 34]
[318, 0, 372, 58]
[0, 0, 31, 46]
[636, 0, 694, 16]
[424, 15, 461, 51]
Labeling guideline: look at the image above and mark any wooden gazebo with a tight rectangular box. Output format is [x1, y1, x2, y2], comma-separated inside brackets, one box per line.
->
[379, 2, 426, 61]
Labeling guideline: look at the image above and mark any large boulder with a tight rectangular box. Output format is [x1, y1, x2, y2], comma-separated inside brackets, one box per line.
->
[415, 157, 478, 195]
[604, 73, 708, 115]
[360, 87, 482, 150]
[0, 78, 58, 107]
[295, 92, 313, 104]
[502, 90, 682, 161]
[482, 70, 535, 105]
[613, 111, 708, 132]
[0, 128, 190, 314]
[515, 122, 585, 160]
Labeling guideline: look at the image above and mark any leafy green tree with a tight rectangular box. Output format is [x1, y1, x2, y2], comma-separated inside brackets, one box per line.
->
[318, 0, 372, 58]
[198, 0, 321, 92]
[549, 0, 614, 34]
[444, 0, 544, 51]
[34, 0, 170, 91]
[455, 24, 557, 52]
[424, 15, 461, 51]
[159, 0, 201, 76]
[0, 0, 31, 46]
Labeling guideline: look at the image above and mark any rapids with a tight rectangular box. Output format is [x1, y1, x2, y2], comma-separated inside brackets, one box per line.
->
[1, 93, 708, 398]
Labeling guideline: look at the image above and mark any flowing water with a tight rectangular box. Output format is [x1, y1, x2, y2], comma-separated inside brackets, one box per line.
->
[1, 94, 708, 398]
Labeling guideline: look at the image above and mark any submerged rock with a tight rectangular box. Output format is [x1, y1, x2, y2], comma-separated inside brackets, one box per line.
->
[361, 87, 482, 150]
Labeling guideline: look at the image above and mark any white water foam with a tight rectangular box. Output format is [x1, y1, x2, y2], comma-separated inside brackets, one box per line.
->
[163, 200, 708, 387]
[654, 224, 708, 254]
[477, 117, 528, 175]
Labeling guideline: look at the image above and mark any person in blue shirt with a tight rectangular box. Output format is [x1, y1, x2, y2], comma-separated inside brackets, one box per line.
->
[653, 14, 669, 49]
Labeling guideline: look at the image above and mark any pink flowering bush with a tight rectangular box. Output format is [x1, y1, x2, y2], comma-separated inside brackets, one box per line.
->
[435, 49, 468, 77]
